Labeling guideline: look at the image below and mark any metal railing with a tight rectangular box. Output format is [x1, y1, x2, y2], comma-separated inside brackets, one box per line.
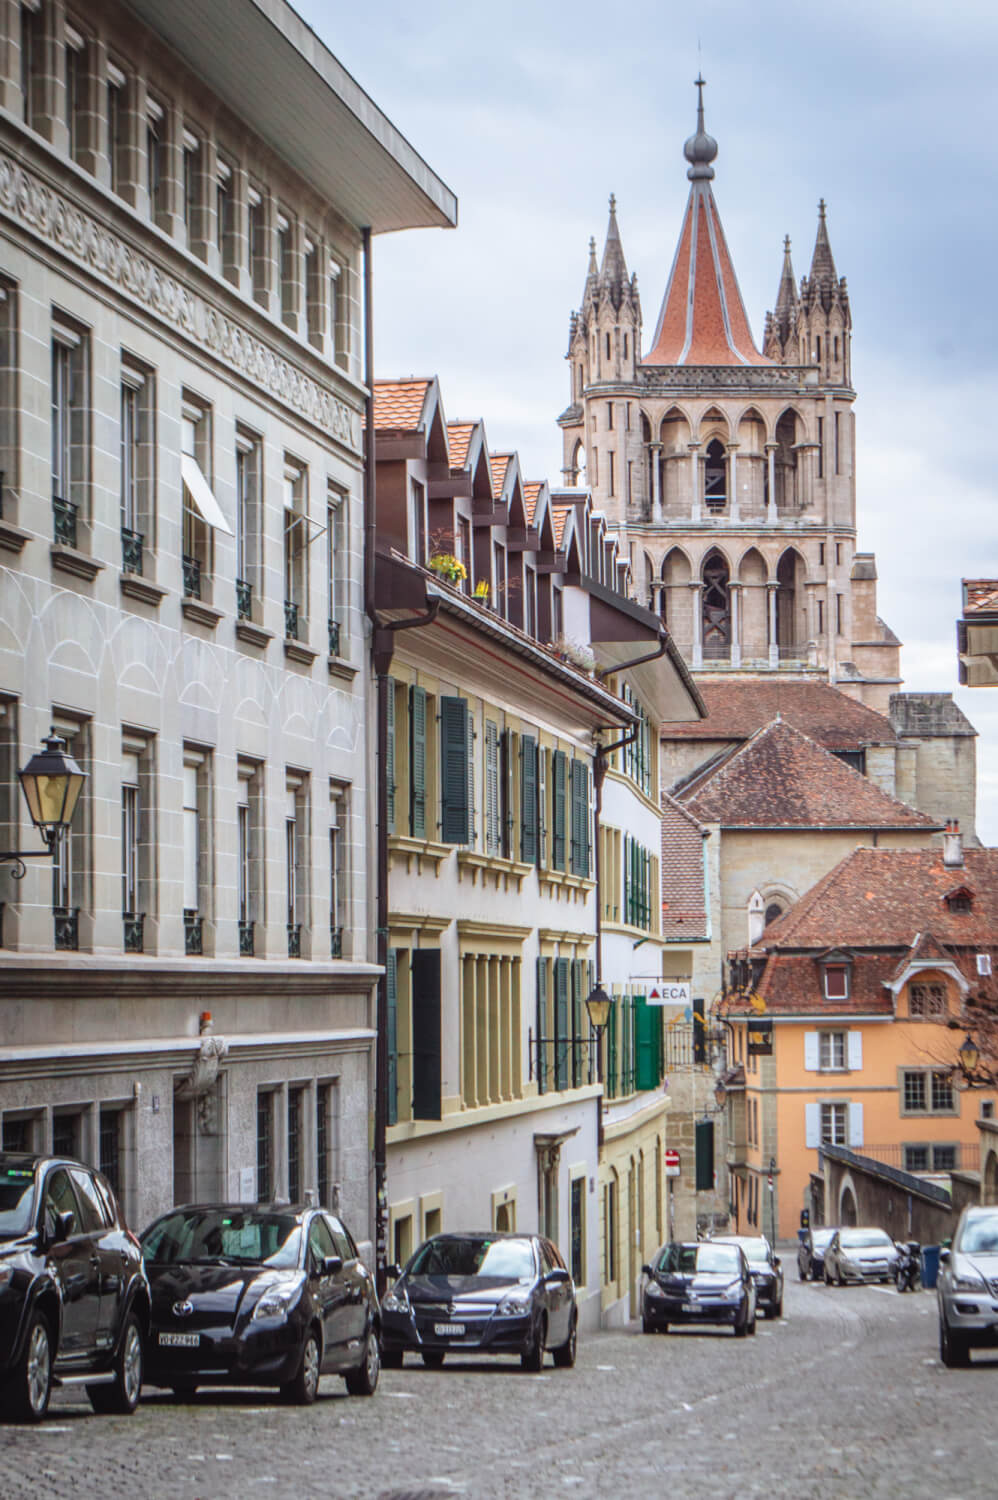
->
[328, 618, 341, 657]
[662, 1027, 696, 1070]
[530, 1033, 597, 1095]
[236, 578, 252, 620]
[54, 907, 79, 951]
[861, 1142, 978, 1173]
[121, 526, 144, 575]
[778, 642, 806, 660]
[287, 923, 301, 958]
[123, 913, 144, 953]
[284, 600, 299, 640]
[53, 496, 78, 548]
[238, 919, 255, 956]
[182, 554, 201, 600]
[330, 925, 342, 958]
[702, 641, 731, 662]
[183, 909, 203, 955]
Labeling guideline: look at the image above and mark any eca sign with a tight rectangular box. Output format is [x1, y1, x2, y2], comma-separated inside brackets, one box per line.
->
[647, 981, 691, 1007]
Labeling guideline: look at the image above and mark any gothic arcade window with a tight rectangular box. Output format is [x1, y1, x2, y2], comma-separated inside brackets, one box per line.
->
[704, 439, 727, 513]
[701, 550, 730, 659]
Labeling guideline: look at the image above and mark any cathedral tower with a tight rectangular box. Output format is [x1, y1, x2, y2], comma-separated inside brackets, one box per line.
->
[558, 80, 900, 712]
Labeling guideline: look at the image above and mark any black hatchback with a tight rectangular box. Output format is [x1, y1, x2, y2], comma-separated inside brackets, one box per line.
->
[141, 1204, 381, 1403]
[0, 1153, 149, 1422]
[381, 1231, 577, 1371]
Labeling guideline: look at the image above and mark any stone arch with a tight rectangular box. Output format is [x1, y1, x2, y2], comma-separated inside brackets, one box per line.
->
[986, 1150, 998, 1204]
[776, 547, 808, 655]
[659, 404, 692, 450]
[735, 406, 768, 515]
[658, 406, 692, 516]
[571, 438, 586, 487]
[701, 547, 731, 661]
[839, 1183, 858, 1228]
[703, 437, 728, 514]
[774, 407, 804, 511]
[747, 890, 765, 946]
[698, 405, 729, 444]
[660, 545, 692, 640]
[737, 546, 768, 662]
[642, 550, 656, 610]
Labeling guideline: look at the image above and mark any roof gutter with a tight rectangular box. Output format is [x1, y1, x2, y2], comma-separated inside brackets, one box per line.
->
[596, 629, 707, 720]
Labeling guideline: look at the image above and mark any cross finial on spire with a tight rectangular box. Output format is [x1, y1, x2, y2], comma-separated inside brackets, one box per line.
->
[609, 192, 616, 215]
[784, 234, 791, 254]
[694, 73, 706, 129]
[818, 198, 827, 220]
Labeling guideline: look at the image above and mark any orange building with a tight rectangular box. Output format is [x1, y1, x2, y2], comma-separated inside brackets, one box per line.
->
[723, 830, 998, 1239]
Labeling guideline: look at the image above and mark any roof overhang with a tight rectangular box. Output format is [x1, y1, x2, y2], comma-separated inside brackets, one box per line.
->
[586, 581, 705, 726]
[122, 0, 457, 233]
[884, 956, 970, 999]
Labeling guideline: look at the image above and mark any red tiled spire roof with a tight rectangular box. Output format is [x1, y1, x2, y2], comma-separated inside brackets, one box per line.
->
[489, 452, 512, 495]
[644, 82, 769, 368]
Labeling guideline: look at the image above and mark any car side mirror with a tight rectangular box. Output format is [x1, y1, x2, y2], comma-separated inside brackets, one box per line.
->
[385, 1263, 402, 1280]
[773, 1256, 781, 1267]
[641, 1264, 654, 1277]
[321, 1254, 343, 1277]
[48, 1209, 75, 1244]
[939, 1248, 951, 1265]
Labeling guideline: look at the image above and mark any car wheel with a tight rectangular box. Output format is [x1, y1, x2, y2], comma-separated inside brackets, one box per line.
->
[7, 1309, 53, 1423]
[773, 1298, 783, 1320]
[282, 1327, 321, 1405]
[940, 1315, 970, 1369]
[641, 1313, 655, 1334]
[521, 1314, 547, 1372]
[552, 1315, 577, 1368]
[344, 1328, 380, 1396]
[381, 1349, 404, 1370]
[420, 1351, 445, 1369]
[88, 1315, 143, 1415]
[734, 1303, 749, 1338]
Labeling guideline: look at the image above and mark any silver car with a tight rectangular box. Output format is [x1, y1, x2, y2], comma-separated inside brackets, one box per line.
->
[823, 1227, 899, 1285]
[938, 1206, 998, 1367]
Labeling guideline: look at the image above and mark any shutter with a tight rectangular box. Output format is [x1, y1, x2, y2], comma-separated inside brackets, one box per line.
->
[485, 720, 499, 855]
[552, 750, 567, 870]
[409, 686, 426, 838]
[554, 958, 570, 1090]
[692, 996, 706, 1065]
[634, 996, 659, 1091]
[805, 1101, 820, 1148]
[579, 761, 591, 877]
[411, 949, 442, 1120]
[607, 997, 618, 1099]
[570, 760, 583, 875]
[386, 950, 399, 1127]
[501, 729, 514, 857]
[520, 735, 538, 864]
[571, 961, 582, 1086]
[538, 747, 547, 865]
[439, 696, 470, 843]
[695, 1119, 714, 1191]
[848, 1100, 864, 1147]
[385, 678, 396, 835]
[847, 1031, 863, 1071]
[535, 957, 547, 1096]
[804, 1031, 819, 1071]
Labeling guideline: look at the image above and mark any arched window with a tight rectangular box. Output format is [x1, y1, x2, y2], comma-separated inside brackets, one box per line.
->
[605, 331, 611, 360]
[623, 333, 629, 360]
[764, 902, 784, 928]
[704, 439, 727, 513]
[774, 412, 798, 511]
[701, 549, 730, 659]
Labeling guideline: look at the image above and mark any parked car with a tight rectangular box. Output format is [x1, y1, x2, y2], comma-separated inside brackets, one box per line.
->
[0, 1152, 149, 1422]
[823, 1227, 899, 1285]
[381, 1231, 577, 1371]
[641, 1240, 756, 1336]
[140, 1204, 380, 1403]
[714, 1235, 784, 1318]
[937, 1205, 998, 1367]
[798, 1225, 839, 1282]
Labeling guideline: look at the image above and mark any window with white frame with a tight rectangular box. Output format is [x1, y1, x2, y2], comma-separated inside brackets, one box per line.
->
[216, 158, 236, 280]
[235, 428, 262, 619]
[283, 460, 308, 639]
[823, 962, 849, 1001]
[493, 541, 507, 617]
[51, 716, 89, 950]
[52, 319, 89, 542]
[121, 751, 139, 919]
[909, 982, 947, 1018]
[248, 186, 268, 306]
[182, 128, 201, 246]
[65, 24, 91, 169]
[181, 397, 214, 600]
[277, 211, 297, 327]
[237, 757, 263, 956]
[304, 235, 323, 348]
[106, 60, 126, 195]
[329, 781, 348, 957]
[819, 1031, 846, 1071]
[182, 747, 211, 950]
[329, 257, 348, 368]
[146, 97, 167, 224]
[820, 1102, 847, 1145]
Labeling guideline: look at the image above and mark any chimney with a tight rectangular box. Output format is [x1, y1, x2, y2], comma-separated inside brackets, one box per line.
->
[943, 819, 964, 868]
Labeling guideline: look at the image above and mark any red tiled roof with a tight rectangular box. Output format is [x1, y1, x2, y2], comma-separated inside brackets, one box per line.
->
[660, 793, 709, 940]
[523, 481, 543, 525]
[549, 497, 577, 548]
[373, 379, 432, 432]
[644, 184, 770, 367]
[447, 422, 475, 469]
[661, 680, 897, 750]
[964, 579, 998, 616]
[678, 719, 939, 830]
[489, 453, 512, 495]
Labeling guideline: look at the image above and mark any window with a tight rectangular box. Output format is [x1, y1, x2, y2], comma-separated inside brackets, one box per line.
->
[604, 1178, 617, 1284]
[287, 1086, 305, 1203]
[902, 1067, 957, 1115]
[978, 954, 993, 977]
[51, 716, 89, 952]
[909, 983, 947, 1018]
[65, 25, 90, 168]
[817, 415, 824, 478]
[904, 1144, 929, 1172]
[932, 1072, 954, 1112]
[440, 696, 472, 845]
[819, 1031, 846, 1071]
[834, 412, 841, 475]
[283, 461, 308, 640]
[327, 483, 345, 655]
[904, 1070, 926, 1112]
[121, 734, 152, 952]
[570, 1176, 585, 1286]
[304, 236, 323, 348]
[52, 320, 89, 545]
[106, 61, 126, 195]
[248, 187, 268, 305]
[820, 1102, 847, 1145]
[329, 781, 348, 956]
[277, 212, 297, 327]
[120, 360, 154, 575]
[329, 258, 349, 368]
[569, 758, 591, 878]
[256, 1091, 274, 1202]
[235, 429, 262, 619]
[21, 2, 42, 129]
[216, 159, 236, 280]
[99, 1107, 125, 1200]
[823, 962, 849, 1001]
[316, 1081, 338, 1208]
[524, 565, 537, 637]
[52, 1111, 84, 1161]
[286, 772, 308, 957]
[181, 398, 215, 601]
[182, 746, 210, 952]
[457, 515, 472, 594]
[236, 758, 262, 956]
[146, 99, 167, 223]
[493, 541, 506, 617]
[0, 283, 16, 521]
[484, 721, 501, 856]
[933, 1144, 957, 1171]
[411, 480, 426, 565]
[182, 128, 202, 247]
[836, 594, 843, 636]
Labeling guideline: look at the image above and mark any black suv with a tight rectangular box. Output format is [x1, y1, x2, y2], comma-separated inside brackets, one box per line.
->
[0, 1154, 149, 1422]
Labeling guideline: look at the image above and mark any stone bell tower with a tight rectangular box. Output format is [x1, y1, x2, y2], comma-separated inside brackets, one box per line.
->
[558, 79, 901, 713]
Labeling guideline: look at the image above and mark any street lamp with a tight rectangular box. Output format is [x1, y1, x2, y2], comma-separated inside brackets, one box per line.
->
[2, 730, 86, 879]
[959, 1034, 981, 1081]
[714, 1078, 727, 1113]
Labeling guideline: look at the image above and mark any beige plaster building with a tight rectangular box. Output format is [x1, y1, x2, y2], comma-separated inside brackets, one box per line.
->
[0, 0, 455, 1236]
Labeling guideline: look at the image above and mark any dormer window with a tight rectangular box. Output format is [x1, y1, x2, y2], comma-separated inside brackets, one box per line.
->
[944, 886, 973, 914]
[824, 964, 848, 1000]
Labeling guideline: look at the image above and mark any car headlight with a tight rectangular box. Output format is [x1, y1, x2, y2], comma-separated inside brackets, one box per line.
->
[645, 1280, 665, 1298]
[724, 1281, 744, 1300]
[383, 1286, 410, 1314]
[251, 1276, 305, 1321]
[496, 1290, 533, 1315]
[952, 1269, 988, 1293]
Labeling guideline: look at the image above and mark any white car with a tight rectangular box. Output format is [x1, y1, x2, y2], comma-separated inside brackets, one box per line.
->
[937, 1206, 998, 1367]
[823, 1227, 899, 1284]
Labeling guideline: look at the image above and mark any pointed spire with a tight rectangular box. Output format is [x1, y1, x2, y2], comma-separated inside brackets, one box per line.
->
[774, 234, 798, 335]
[684, 73, 718, 181]
[809, 198, 838, 284]
[587, 235, 598, 277]
[599, 193, 630, 306]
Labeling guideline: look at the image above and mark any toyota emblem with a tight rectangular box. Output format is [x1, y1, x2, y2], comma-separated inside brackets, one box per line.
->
[172, 1299, 194, 1318]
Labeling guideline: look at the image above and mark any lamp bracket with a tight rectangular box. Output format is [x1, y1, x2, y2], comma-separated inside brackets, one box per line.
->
[0, 848, 56, 880]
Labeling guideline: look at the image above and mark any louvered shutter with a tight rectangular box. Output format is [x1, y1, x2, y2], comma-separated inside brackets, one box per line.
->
[440, 696, 470, 844]
[538, 747, 547, 865]
[804, 1031, 819, 1071]
[607, 998, 618, 1099]
[535, 957, 547, 1096]
[412, 948, 442, 1120]
[501, 730, 514, 857]
[385, 678, 396, 835]
[386, 949, 398, 1126]
[552, 751, 567, 870]
[570, 760, 590, 876]
[847, 1031, 863, 1071]
[805, 1102, 820, 1148]
[554, 957, 570, 1090]
[520, 735, 538, 864]
[409, 686, 426, 837]
[485, 720, 499, 854]
[695, 1119, 714, 1191]
[848, 1101, 864, 1147]
[571, 960, 584, 1086]
[634, 996, 659, 1090]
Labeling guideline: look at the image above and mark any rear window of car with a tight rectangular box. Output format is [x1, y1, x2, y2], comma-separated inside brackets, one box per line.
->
[0, 1163, 37, 1239]
[719, 1238, 768, 1264]
[409, 1237, 536, 1278]
[812, 1229, 835, 1249]
[839, 1229, 891, 1249]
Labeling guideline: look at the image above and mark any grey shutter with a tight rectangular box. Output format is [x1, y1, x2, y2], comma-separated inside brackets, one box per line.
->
[538, 746, 547, 865]
[410, 685, 426, 838]
[439, 696, 470, 844]
[520, 735, 538, 864]
[501, 730, 514, 857]
[386, 949, 398, 1127]
[411, 948, 442, 1120]
[485, 720, 499, 855]
[385, 679, 396, 835]
[535, 956, 547, 1096]
[554, 957, 570, 1090]
[552, 750, 567, 870]
[695, 1119, 714, 1191]
[571, 960, 583, 1086]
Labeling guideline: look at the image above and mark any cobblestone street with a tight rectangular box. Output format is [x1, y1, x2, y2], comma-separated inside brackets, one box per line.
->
[3, 1270, 998, 1499]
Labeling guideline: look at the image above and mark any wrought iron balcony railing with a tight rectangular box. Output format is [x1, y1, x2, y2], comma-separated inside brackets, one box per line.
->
[284, 599, 299, 640]
[53, 496, 78, 548]
[287, 923, 301, 958]
[183, 908, 203, 955]
[121, 526, 144, 575]
[123, 912, 144, 953]
[182, 554, 201, 600]
[54, 906, 79, 951]
[238, 918, 255, 956]
[236, 578, 252, 620]
[328, 618, 341, 657]
[529, 1033, 597, 1096]
[330, 925, 342, 958]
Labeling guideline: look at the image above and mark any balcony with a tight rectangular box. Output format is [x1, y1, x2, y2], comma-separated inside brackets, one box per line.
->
[53, 496, 78, 548]
[284, 599, 299, 640]
[236, 578, 252, 621]
[239, 919, 255, 956]
[121, 526, 144, 575]
[530, 1034, 597, 1096]
[182, 554, 201, 600]
[53, 907, 79, 951]
[328, 617, 341, 657]
[287, 923, 302, 958]
[183, 909, 203, 955]
[330, 924, 342, 958]
[122, 913, 144, 953]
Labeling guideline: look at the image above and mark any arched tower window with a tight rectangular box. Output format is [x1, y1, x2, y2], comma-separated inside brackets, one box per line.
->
[701, 549, 730, 660]
[704, 439, 727, 513]
[774, 412, 799, 512]
[776, 550, 804, 654]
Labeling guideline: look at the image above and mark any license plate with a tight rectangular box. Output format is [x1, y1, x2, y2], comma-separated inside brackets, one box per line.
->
[159, 1332, 200, 1348]
[434, 1322, 465, 1336]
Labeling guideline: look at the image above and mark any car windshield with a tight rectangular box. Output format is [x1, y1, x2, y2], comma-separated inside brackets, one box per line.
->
[142, 1209, 302, 1268]
[959, 1216, 998, 1254]
[0, 1164, 37, 1240]
[657, 1244, 741, 1276]
[839, 1229, 891, 1249]
[408, 1237, 536, 1279]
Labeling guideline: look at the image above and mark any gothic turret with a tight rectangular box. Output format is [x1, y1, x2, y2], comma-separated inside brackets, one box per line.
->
[763, 236, 799, 363]
[797, 200, 852, 386]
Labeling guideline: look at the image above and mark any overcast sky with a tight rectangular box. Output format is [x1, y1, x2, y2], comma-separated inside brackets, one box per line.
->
[299, 0, 998, 840]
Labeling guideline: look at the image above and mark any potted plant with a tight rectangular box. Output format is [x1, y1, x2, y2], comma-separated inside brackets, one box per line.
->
[427, 553, 467, 586]
[473, 579, 490, 603]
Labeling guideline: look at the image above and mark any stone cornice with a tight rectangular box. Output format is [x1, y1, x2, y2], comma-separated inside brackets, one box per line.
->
[0, 954, 381, 1000]
[0, 149, 358, 451]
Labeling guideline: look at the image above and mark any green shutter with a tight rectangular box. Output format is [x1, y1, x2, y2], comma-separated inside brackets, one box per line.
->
[696, 1119, 715, 1191]
[554, 957, 570, 1090]
[386, 949, 398, 1126]
[385, 678, 396, 836]
[538, 747, 547, 866]
[520, 735, 538, 864]
[552, 750, 567, 870]
[485, 720, 499, 854]
[410, 686, 426, 838]
[571, 960, 583, 1086]
[634, 995, 660, 1091]
[607, 999, 618, 1101]
[501, 730, 514, 857]
[535, 956, 547, 1096]
[440, 696, 470, 844]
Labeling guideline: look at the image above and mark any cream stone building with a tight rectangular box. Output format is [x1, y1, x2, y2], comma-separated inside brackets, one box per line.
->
[0, 0, 454, 1237]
